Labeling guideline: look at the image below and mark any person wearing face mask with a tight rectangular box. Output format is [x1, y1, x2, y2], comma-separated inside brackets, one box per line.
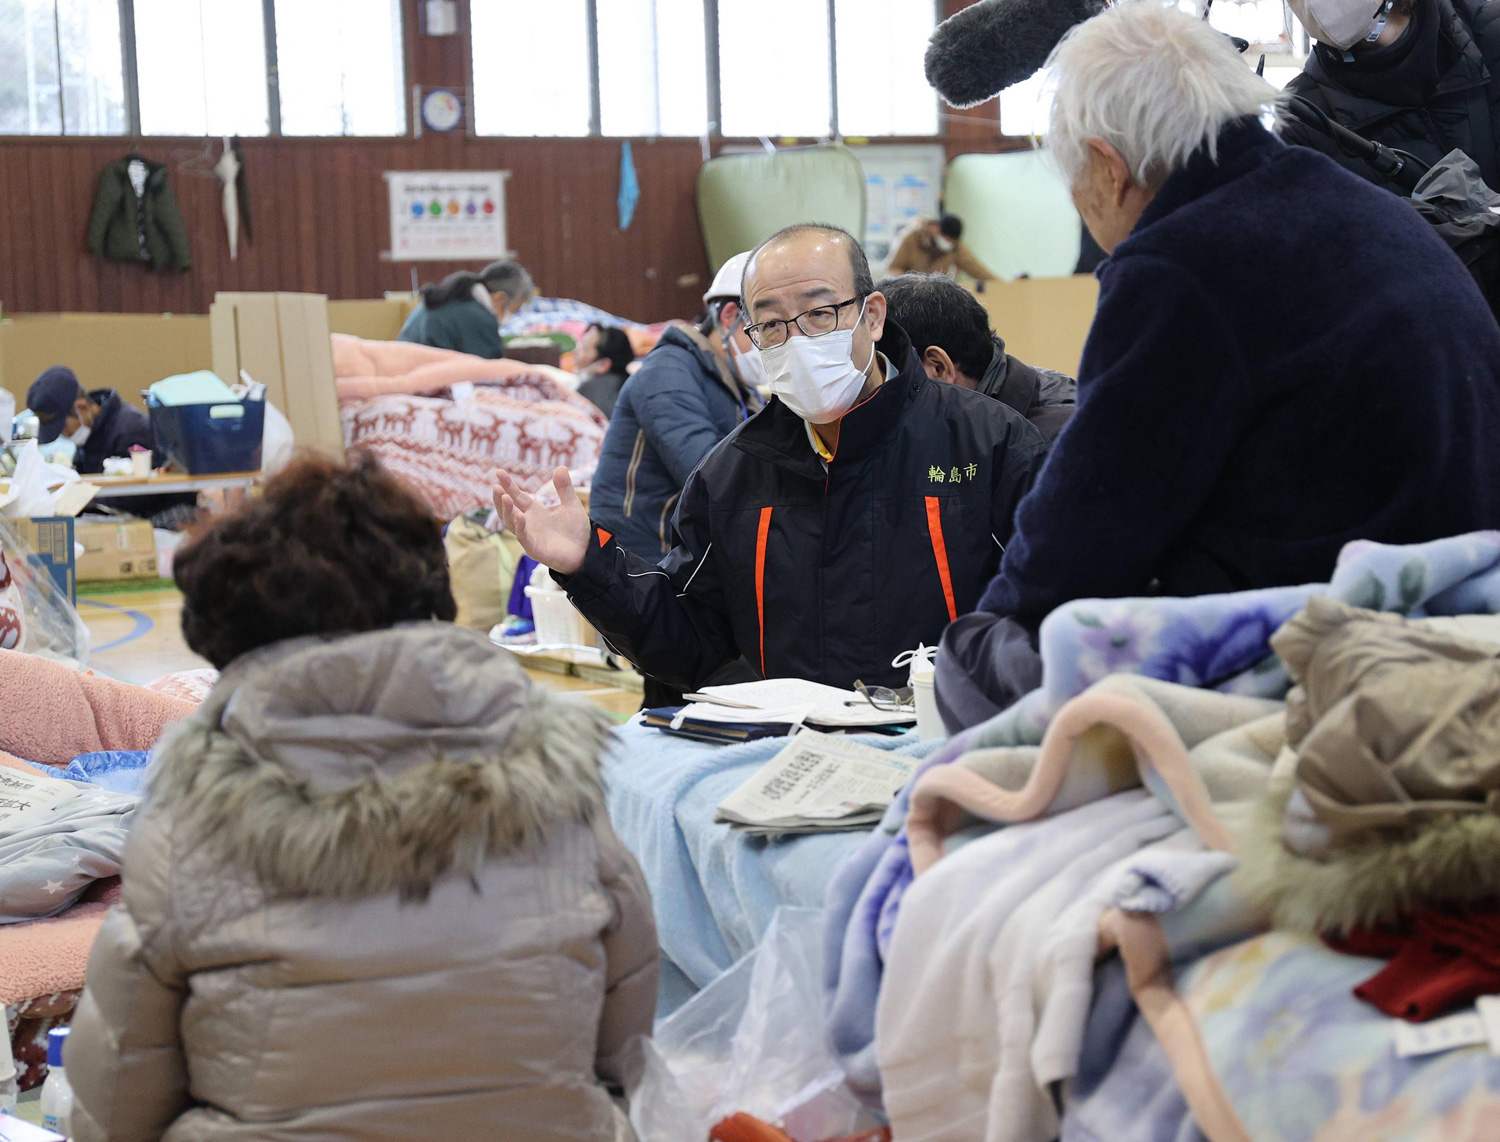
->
[492, 223, 1047, 694]
[886, 213, 998, 280]
[26, 365, 154, 475]
[397, 260, 534, 359]
[934, 3, 1500, 732]
[1281, 0, 1500, 194]
[588, 251, 765, 563]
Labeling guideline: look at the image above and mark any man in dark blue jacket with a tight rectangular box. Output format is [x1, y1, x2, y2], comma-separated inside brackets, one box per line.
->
[590, 252, 764, 559]
[936, 2, 1500, 730]
[494, 225, 1048, 692]
[27, 366, 153, 474]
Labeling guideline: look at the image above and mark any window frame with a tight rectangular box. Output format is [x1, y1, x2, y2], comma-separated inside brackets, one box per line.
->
[471, 0, 944, 141]
[0, 0, 409, 138]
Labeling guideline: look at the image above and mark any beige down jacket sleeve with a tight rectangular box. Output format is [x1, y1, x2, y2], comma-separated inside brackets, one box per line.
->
[66, 799, 189, 1142]
[594, 817, 660, 1086]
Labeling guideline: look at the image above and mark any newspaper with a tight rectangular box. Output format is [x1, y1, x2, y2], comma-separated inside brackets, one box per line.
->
[715, 729, 918, 836]
[0, 765, 75, 834]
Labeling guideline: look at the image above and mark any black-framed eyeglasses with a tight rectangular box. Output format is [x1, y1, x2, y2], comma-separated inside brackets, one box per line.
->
[744, 295, 866, 350]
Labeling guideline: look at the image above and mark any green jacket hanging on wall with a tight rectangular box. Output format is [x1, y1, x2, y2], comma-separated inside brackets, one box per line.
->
[87, 154, 192, 270]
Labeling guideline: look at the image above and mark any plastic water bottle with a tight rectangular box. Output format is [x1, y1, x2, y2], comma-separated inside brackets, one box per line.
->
[0, 1017, 16, 1115]
[39, 1027, 72, 1137]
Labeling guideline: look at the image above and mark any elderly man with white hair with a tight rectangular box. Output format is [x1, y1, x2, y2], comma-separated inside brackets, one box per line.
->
[935, 0, 1500, 730]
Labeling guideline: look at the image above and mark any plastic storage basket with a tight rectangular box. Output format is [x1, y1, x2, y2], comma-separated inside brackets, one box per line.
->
[146, 395, 264, 475]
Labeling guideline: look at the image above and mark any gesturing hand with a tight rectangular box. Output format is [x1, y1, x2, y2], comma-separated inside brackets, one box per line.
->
[491, 467, 591, 577]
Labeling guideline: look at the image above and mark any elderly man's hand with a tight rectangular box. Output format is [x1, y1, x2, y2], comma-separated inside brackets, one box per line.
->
[491, 467, 590, 577]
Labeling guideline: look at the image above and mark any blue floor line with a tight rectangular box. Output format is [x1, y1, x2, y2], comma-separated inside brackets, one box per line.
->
[77, 599, 154, 653]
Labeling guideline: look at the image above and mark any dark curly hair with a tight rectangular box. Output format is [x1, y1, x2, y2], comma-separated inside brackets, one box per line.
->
[174, 452, 456, 669]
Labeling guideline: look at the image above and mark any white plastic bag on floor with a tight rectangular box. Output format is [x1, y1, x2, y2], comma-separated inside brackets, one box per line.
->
[0, 521, 90, 667]
[627, 908, 873, 1142]
[262, 400, 294, 476]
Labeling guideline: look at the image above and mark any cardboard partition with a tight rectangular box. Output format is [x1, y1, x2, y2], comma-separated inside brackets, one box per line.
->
[973, 275, 1100, 378]
[76, 516, 157, 581]
[0, 313, 212, 412]
[0, 516, 76, 603]
[211, 292, 345, 462]
[327, 298, 409, 342]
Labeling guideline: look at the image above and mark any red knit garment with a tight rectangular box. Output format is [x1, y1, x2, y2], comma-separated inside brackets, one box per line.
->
[1326, 908, 1500, 1022]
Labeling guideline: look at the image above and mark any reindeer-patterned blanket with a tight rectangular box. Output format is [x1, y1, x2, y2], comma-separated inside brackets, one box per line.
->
[342, 373, 608, 521]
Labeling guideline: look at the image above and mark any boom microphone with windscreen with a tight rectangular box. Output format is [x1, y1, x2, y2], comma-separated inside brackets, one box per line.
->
[924, 0, 1108, 107]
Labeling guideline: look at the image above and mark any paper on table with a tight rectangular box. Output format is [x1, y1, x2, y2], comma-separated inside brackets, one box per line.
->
[687, 677, 913, 727]
[715, 729, 918, 832]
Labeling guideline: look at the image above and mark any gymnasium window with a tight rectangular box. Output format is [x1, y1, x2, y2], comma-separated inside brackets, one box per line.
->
[471, 0, 593, 136]
[0, 0, 407, 136]
[134, 0, 270, 136]
[0, 0, 126, 135]
[597, 0, 708, 137]
[473, 0, 942, 139]
[833, 0, 938, 138]
[275, 0, 407, 136]
[717, 0, 832, 138]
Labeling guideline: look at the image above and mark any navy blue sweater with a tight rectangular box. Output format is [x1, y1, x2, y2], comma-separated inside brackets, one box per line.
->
[977, 119, 1500, 623]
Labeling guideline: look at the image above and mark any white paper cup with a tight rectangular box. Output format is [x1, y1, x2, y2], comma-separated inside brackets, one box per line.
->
[131, 450, 153, 477]
[912, 665, 943, 741]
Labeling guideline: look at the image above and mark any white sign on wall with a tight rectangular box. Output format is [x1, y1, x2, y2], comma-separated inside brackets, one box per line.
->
[385, 170, 510, 261]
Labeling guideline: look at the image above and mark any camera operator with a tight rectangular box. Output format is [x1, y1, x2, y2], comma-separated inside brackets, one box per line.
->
[1282, 0, 1500, 193]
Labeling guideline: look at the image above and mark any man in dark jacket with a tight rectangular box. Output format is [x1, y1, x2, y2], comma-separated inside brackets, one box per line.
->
[937, 2, 1500, 730]
[26, 366, 154, 474]
[590, 252, 764, 560]
[494, 224, 1049, 692]
[879, 273, 1076, 443]
[1282, 0, 1500, 193]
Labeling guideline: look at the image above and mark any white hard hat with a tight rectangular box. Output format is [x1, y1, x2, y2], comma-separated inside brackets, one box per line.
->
[704, 250, 753, 306]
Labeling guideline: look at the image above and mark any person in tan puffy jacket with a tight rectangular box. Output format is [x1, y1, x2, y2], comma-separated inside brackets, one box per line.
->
[64, 453, 658, 1142]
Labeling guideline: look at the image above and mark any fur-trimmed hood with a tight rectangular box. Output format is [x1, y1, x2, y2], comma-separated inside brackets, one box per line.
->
[148, 622, 614, 900]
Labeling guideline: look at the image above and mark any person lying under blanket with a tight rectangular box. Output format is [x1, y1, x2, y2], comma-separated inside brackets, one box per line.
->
[934, 0, 1500, 732]
[494, 223, 1049, 693]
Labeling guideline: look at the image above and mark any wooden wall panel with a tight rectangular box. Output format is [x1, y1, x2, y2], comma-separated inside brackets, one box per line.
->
[0, 0, 1021, 321]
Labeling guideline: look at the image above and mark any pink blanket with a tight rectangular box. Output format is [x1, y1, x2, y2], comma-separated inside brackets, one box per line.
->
[332, 334, 560, 402]
[0, 650, 194, 767]
[0, 900, 114, 1007]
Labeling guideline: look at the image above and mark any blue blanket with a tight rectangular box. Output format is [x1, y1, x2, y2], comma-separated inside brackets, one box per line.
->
[824, 531, 1500, 1070]
[603, 723, 941, 1013]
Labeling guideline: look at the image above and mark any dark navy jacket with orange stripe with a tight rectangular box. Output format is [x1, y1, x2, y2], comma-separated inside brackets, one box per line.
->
[557, 322, 1049, 692]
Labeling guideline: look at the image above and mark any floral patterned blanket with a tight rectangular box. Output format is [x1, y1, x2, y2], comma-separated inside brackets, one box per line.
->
[825, 531, 1500, 1080]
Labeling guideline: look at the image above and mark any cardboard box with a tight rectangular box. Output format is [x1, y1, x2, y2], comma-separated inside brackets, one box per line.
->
[75, 517, 157, 582]
[1, 312, 212, 413]
[972, 274, 1100, 378]
[0, 516, 75, 602]
[210, 292, 345, 462]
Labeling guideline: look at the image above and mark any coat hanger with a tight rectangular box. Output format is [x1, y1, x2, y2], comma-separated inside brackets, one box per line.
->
[173, 136, 220, 179]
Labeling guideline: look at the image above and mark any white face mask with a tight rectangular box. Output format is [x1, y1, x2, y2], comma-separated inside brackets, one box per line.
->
[759, 303, 876, 424]
[67, 425, 91, 447]
[728, 339, 768, 391]
[933, 235, 956, 254]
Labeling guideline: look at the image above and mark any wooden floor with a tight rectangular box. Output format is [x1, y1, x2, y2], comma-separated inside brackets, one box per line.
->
[77, 585, 643, 720]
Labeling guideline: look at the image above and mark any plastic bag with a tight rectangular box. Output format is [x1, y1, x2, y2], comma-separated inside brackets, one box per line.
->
[0, 522, 90, 667]
[262, 400, 294, 476]
[628, 909, 877, 1142]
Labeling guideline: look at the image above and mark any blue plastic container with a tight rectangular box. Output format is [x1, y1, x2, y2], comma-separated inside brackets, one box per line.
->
[146, 394, 264, 475]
